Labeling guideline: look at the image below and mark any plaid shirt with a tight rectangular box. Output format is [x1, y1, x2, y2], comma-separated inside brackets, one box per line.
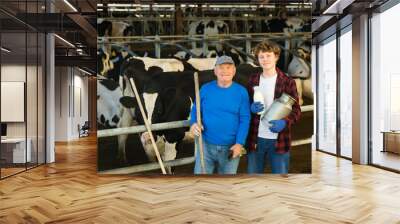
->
[246, 68, 301, 154]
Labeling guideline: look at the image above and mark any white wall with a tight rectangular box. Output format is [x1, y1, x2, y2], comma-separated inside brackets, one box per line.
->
[54, 66, 89, 141]
[1, 65, 28, 138]
[1, 63, 46, 164]
[55, 66, 69, 141]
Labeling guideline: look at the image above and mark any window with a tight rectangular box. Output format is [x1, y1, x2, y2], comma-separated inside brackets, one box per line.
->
[317, 35, 337, 154]
[339, 27, 352, 158]
[370, 2, 400, 171]
[0, 1, 47, 179]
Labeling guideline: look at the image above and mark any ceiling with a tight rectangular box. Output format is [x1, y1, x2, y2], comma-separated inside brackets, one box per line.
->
[0, 0, 97, 73]
[312, 0, 390, 43]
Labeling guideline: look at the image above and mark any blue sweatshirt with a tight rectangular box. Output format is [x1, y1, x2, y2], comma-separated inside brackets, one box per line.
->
[189, 80, 251, 146]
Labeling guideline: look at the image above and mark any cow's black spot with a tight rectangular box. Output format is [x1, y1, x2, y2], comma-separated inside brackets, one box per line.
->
[206, 21, 215, 28]
[123, 26, 134, 36]
[120, 96, 136, 108]
[217, 24, 226, 33]
[122, 78, 126, 91]
[100, 114, 106, 124]
[100, 79, 119, 91]
[196, 22, 205, 34]
[98, 21, 112, 37]
[147, 66, 163, 76]
[176, 59, 197, 71]
[112, 115, 120, 124]
[121, 58, 146, 78]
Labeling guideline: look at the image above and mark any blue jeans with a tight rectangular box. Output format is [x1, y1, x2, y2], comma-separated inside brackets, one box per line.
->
[247, 138, 290, 174]
[194, 140, 240, 174]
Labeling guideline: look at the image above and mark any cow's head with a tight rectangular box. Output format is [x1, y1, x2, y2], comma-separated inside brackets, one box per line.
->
[288, 50, 310, 79]
[97, 79, 123, 129]
[121, 58, 147, 92]
[297, 45, 311, 61]
[285, 17, 304, 32]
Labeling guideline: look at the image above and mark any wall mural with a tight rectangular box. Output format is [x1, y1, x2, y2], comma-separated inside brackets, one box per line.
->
[97, 2, 313, 175]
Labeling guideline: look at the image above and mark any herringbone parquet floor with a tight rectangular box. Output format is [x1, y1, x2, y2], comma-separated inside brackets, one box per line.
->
[1, 136, 399, 223]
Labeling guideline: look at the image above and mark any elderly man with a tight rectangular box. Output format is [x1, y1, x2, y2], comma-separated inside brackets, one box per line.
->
[190, 56, 251, 174]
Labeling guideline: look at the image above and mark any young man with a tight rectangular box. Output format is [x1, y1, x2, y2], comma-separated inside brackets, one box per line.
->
[247, 41, 301, 174]
[190, 56, 251, 174]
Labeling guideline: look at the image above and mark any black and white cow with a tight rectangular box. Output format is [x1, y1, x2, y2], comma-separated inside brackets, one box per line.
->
[119, 63, 261, 170]
[188, 20, 229, 36]
[185, 58, 216, 71]
[287, 43, 312, 105]
[97, 78, 122, 129]
[100, 47, 189, 82]
[174, 47, 247, 69]
[174, 48, 218, 60]
[98, 20, 134, 37]
[111, 57, 202, 166]
[262, 14, 309, 34]
[97, 46, 137, 83]
[98, 48, 113, 77]
[188, 20, 229, 49]
[263, 17, 288, 33]
[98, 78, 137, 162]
[98, 20, 112, 37]
[101, 55, 261, 169]
[285, 17, 306, 33]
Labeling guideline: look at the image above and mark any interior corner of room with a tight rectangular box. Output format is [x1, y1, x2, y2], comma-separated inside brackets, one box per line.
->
[0, 0, 97, 179]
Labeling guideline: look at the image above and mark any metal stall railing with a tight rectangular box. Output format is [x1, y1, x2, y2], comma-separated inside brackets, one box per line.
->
[97, 105, 314, 174]
[98, 32, 311, 71]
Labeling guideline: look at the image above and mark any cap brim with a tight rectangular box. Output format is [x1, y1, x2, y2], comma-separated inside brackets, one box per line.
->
[216, 62, 234, 66]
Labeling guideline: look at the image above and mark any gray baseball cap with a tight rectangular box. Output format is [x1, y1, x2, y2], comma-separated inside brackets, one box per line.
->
[215, 55, 235, 66]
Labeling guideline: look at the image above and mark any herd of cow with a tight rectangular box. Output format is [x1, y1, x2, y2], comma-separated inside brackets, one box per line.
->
[97, 42, 312, 172]
[98, 14, 310, 37]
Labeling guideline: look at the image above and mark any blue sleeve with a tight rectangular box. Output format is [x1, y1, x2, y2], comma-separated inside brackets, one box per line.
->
[236, 88, 251, 145]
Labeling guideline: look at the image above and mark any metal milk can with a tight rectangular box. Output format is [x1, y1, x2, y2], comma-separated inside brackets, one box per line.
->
[262, 93, 296, 121]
